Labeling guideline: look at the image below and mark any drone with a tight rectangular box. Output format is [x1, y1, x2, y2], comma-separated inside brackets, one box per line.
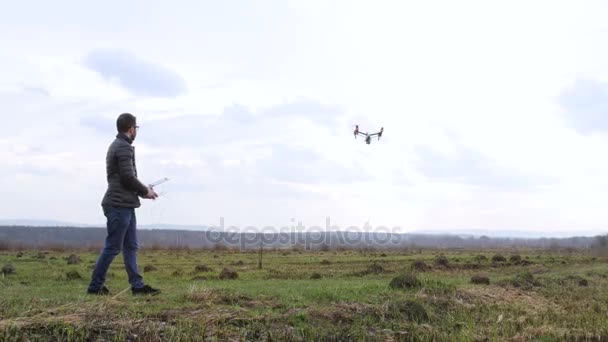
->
[354, 125, 384, 144]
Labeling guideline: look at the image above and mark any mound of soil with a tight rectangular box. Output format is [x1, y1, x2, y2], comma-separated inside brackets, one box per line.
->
[560, 275, 589, 287]
[491, 254, 507, 263]
[366, 263, 384, 274]
[434, 255, 450, 268]
[390, 301, 429, 323]
[461, 262, 482, 270]
[66, 254, 81, 265]
[411, 260, 431, 272]
[194, 265, 213, 272]
[66, 270, 82, 280]
[219, 267, 239, 280]
[511, 271, 541, 289]
[2, 264, 16, 275]
[352, 263, 386, 277]
[510, 254, 522, 264]
[310, 272, 322, 280]
[144, 265, 157, 272]
[389, 274, 421, 289]
[470, 274, 490, 285]
[474, 255, 488, 263]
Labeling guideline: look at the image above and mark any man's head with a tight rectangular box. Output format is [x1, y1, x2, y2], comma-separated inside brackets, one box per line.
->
[116, 113, 139, 140]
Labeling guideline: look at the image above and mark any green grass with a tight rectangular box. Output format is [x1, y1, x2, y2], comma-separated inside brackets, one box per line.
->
[1, 249, 607, 341]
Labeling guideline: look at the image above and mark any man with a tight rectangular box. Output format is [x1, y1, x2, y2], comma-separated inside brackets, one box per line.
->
[87, 113, 160, 296]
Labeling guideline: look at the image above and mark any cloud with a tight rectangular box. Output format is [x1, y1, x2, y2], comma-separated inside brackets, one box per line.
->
[254, 144, 371, 185]
[80, 115, 115, 134]
[83, 49, 187, 98]
[413, 145, 545, 190]
[265, 98, 343, 125]
[22, 86, 50, 97]
[559, 79, 608, 135]
[130, 99, 346, 148]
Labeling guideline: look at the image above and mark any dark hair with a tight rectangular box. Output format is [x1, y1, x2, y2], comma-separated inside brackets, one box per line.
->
[116, 113, 137, 133]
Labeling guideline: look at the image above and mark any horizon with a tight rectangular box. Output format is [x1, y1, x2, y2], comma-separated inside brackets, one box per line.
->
[0, 219, 603, 239]
[2, 1, 608, 235]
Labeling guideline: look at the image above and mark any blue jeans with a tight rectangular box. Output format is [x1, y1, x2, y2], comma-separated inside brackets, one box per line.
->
[88, 206, 145, 291]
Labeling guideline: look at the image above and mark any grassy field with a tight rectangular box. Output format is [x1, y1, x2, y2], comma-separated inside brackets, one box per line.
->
[1, 247, 607, 341]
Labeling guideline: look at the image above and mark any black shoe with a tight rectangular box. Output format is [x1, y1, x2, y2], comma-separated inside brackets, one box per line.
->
[87, 286, 110, 295]
[132, 285, 161, 296]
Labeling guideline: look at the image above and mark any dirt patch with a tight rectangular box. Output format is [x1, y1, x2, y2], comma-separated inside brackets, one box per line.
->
[456, 287, 562, 315]
[184, 288, 280, 310]
[2, 306, 243, 341]
[185, 288, 250, 305]
[308, 302, 372, 324]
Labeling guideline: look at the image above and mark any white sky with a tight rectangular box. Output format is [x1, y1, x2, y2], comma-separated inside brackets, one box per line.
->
[1, 0, 608, 236]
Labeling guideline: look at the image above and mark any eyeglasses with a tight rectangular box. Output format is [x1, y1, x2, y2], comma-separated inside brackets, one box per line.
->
[134, 125, 140, 130]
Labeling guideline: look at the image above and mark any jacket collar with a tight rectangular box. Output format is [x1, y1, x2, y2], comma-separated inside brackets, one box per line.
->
[116, 132, 133, 145]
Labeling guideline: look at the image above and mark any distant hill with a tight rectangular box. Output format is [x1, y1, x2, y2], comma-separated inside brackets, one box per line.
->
[0, 220, 207, 231]
[0, 226, 600, 250]
[0, 219, 93, 227]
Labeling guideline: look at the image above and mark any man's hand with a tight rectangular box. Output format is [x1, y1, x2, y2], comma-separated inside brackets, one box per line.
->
[144, 187, 158, 199]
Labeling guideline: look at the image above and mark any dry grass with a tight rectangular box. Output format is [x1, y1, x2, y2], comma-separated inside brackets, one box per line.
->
[1, 248, 607, 340]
